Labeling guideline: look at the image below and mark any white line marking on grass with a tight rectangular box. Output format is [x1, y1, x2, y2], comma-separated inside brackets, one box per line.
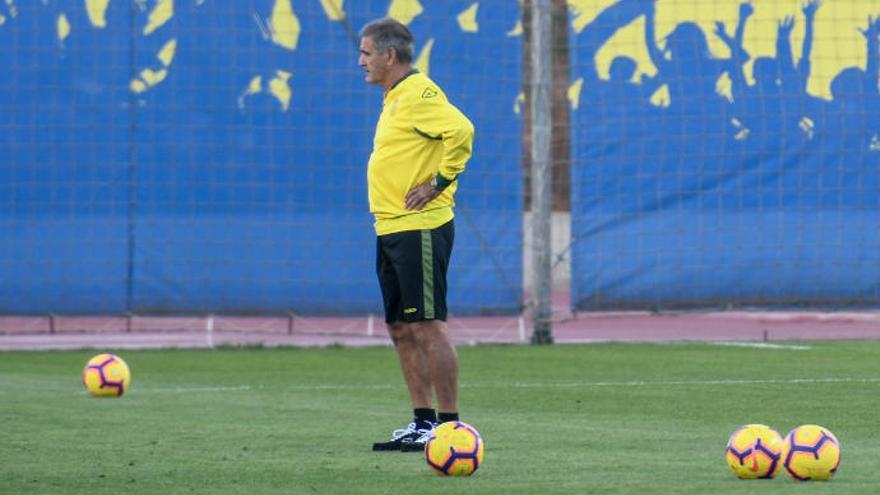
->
[131, 383, 397, 395]
[503, 377, 880, 388]
[132, 385, 255, 394]
[128, 377, 880, 395]
[710, 341, 812, 351]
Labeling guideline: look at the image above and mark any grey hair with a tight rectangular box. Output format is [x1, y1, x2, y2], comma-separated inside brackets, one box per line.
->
[360, 17, 414, 65]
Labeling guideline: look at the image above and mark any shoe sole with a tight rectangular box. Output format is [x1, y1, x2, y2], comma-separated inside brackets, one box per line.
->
[372, 443, 404, 451]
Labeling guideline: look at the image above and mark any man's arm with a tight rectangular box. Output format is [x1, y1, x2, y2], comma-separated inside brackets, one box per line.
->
[405, 98, 474, 211]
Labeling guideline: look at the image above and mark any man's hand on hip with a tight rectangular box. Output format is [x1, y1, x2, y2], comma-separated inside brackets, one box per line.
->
[405, 183, 441, 211]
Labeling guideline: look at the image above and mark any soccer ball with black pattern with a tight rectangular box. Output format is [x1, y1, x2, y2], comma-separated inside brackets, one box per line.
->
[782, 424, 840, 481]
[82, 353, 131, 397]
[725, 424, 783, 479]
[424, 421, 484, 476]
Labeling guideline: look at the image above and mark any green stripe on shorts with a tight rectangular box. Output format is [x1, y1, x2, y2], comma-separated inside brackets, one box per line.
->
[420, 230, 435, 319]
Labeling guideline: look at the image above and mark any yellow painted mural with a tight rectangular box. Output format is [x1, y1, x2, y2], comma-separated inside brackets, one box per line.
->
[269, 0, 301, 50]
[0, 0, 15, 26]
[268, 70, 293, 111]
[649, 84, 669, 108]
[568, 77, 584, 110]
[137, 68, 168, 88]
[6, 0, 878, 111]
[238, 76, 263, 110]
[388, 0, 423, 26]
[238, 71, 293, 112]
[513, 91, 525, 114]
[587, 0, 880, 100]
[716, 72, 733, 103]
[157, 38, 177, 67]
[246, 76, 263, 96]
[85, 0, 110, 28]
[568, 0, 615, 34]
[143, 0, 174, 35]
[507, 19, 523, 37]
[130, 38, 177, 94]
[414, 38, 435, 76]
[457, 3, 479, 33]
[57, 13, 70, 43]
[320, 0, 345, 21]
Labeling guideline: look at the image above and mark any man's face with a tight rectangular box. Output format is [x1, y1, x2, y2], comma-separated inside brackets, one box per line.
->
[359, 36, 391, 87]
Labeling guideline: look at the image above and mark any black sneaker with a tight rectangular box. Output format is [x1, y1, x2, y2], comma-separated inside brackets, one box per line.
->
[399, 423, 437, 452]
[372, 421, 434, 452]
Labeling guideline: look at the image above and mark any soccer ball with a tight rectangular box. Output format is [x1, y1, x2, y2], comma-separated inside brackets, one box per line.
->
[782, 424, 840, 481]
[725, 424, 783, 479]
[425, 421, 484, 476]
[82, 353, 131, 397]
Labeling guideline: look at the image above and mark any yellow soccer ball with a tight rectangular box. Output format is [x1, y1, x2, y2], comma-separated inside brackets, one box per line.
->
[425, 421, 484, 476]
[82, 353, 131, 397]
[725, 424, 783, 479]
[782, 424, 840, 481]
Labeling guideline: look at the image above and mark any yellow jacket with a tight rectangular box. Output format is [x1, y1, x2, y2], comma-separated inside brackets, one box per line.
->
[367, 70, 474, 235]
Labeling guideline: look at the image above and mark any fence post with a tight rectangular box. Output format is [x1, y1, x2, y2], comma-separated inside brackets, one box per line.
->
[529, 0, 554, 344]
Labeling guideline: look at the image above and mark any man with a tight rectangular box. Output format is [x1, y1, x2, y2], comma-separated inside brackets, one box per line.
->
[358, 17, 475, 452]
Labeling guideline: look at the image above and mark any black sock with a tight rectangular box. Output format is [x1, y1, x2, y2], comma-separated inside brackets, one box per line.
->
[438, 412, 459, 423]
[414, 408, 437, 428]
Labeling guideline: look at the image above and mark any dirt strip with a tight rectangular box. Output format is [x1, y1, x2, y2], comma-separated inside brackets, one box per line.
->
[1, 310, 878, 350]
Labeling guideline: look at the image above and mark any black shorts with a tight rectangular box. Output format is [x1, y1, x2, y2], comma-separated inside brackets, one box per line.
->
[376, 220, 454, 324]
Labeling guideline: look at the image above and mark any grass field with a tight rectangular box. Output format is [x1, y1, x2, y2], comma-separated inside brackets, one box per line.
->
[1, 341, 878, 494]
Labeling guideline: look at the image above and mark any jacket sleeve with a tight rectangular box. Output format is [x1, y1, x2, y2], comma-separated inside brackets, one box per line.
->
[411, 94, 475, 181]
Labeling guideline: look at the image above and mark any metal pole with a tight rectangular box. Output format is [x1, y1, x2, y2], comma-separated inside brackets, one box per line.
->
[530, 0, 554, 344]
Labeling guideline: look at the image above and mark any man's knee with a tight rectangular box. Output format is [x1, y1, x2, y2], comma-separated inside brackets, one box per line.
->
[409, 320, 449, 345]
[387, 321, 414, 346]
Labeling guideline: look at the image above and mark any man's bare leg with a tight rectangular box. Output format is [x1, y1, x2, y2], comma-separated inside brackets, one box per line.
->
[371, 322, 436, 451]
[388, 321, 432, 409]
[411, 319, 458, 414]
[380, 320, 459, 452]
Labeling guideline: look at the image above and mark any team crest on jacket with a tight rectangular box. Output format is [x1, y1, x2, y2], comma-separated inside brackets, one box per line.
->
[421, 87, 438, 99]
